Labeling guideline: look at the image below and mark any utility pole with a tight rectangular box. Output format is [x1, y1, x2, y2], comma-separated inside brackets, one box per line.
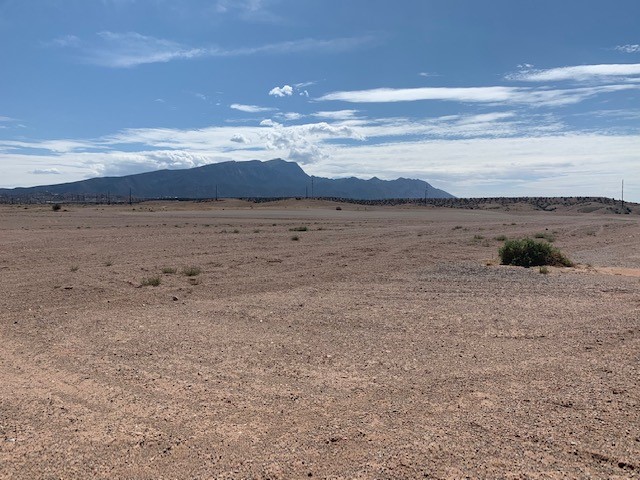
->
[621, 179, 625, 212]
[129, 188, 132, 205]
[215, 185, 218, 201]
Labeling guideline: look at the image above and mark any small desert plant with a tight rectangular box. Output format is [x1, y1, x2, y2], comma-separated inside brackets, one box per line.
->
[161, 267, 177, 274]
[289, 226, 308, 232]
[253, 229, 261, 233]
[494, 234, 508, 241]
[534, 232, 555, 242]
[70, 265, 79, 272]
[291, 235, 300, 241]
[452, 225, 463, 230]
[51, 203, 61, 211]
[104, 260, 113, 267]
[539, 266, 549, 274]
[473, 234, 485, 240]
[182, 266, 201, 277]
[233, 229, 240, 234]
[141, 276, 161, 287]
[335, 206, 342, 211]
[499, 238, 573, 268]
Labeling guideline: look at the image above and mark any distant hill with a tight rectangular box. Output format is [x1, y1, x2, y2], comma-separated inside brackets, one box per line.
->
[0, 159, 454, 200]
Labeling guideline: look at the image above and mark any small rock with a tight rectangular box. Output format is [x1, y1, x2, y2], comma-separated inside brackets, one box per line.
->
[172, 296, 179, 301]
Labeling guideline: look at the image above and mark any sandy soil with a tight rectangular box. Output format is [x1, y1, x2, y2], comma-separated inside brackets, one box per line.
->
[1, 200, 638, 479]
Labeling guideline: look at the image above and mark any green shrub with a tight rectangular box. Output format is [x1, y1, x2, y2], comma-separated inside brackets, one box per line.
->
[494, 234, 508, 241]
[51, 203, 61, 211]
[141, 276, 161, 287]
[291, 235, 300, 241]
[499, 238, 573, 267]
[182, 266, 201, 277]
[162, 267, 177, 274]
[534, 232, 555, 242]
[539, 266, 549, 274]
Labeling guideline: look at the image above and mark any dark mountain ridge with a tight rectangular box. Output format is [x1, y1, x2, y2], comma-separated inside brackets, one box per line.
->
[0, 158, 454, 200]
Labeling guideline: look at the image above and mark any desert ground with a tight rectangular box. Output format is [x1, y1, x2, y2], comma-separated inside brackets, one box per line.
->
[1, 200, 638, 479]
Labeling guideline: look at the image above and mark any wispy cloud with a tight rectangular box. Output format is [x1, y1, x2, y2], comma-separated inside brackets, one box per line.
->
[2, 110, 639, 200]
[276, 112, 305, 121]
[316, 134, 640, 198]
[317, 84, 640, 107]
[44, 34, 81, 48]
[506, 63, 640, 82]
[312, 110, 360, 120]
[294, 81, 318, 88]
[615, 44, 640, 54]
[4, 130, 638, 200]
[230, 103, 276, 113]
[215, 0, 280, 23]
[86, 31, 206, 67]
[50, 31, 373, 68]
[0, 115, 15, 122]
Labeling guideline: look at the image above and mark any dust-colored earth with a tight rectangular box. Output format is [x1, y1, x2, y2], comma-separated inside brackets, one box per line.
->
[1, 200, 638, 479]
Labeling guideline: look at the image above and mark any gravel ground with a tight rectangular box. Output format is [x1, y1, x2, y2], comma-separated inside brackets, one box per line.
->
[1, 200, 638, 479]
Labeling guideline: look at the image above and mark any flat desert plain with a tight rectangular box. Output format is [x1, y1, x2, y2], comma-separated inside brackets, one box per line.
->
[1, 200, 639, 479]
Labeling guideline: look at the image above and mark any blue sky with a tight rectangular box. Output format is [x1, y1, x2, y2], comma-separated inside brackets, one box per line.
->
[1, 0, 639, 200]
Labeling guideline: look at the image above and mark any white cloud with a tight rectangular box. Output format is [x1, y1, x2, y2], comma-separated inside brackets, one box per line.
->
[2, 121, 639, 201]
[230, 134, 250, 143]
[313, 110, 360, 120]
[259, 119, 280, 127]
[0, 116, 15, 122]
[154, 98, 165, 103]
[307, 134, 640, 199]
[317, 84, 640, 107]
[260, 120, 365, 163]
[31, 168, 61, 175]
[616, 44, 640, 54]
[269, 85, 293, 97]
[230, 103, 275, 113]
[506, 63, 640, 82]
[277, 112, 304, 121]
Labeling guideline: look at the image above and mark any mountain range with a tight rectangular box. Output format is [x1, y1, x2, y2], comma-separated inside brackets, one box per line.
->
[0, 159, 454, 200]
